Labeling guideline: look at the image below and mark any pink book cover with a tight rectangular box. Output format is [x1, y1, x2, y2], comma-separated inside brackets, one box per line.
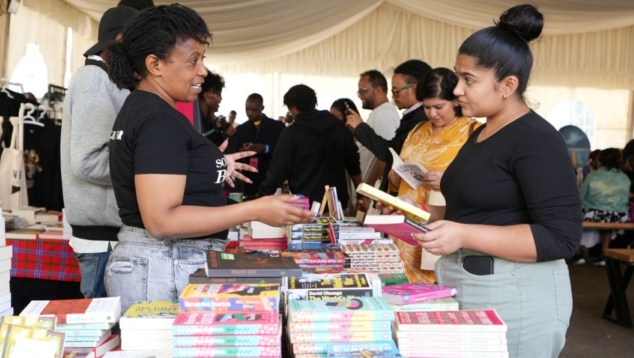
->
[363, 216, 429, 246]
[381, 282, 457, 305]
[172, 312, 280, 336]
[395, 310, 507, 332]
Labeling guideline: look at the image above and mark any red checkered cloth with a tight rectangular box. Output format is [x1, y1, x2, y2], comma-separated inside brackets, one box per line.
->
[7, 238, 81, 282]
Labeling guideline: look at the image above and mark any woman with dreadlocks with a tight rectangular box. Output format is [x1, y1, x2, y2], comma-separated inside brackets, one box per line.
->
[105, 4, 313, 313]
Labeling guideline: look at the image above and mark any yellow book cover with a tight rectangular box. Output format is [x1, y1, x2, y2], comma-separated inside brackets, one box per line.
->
[356, 183, 431, 223]
[0, 316, 56, 353]
[2, 324, 65, 358]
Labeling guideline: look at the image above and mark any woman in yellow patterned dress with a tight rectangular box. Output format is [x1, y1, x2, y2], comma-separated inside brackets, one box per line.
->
[388, 67, 481, 283]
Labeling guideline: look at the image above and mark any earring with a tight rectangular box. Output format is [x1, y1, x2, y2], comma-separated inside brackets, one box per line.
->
[503, 94, 508, 100]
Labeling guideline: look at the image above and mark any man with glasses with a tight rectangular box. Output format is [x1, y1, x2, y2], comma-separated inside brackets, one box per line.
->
[347, 60, 431, 195]
[354, 70, 400, 202]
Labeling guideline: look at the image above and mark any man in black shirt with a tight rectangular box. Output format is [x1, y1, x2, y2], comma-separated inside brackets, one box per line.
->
[226, 94, 285, 200]
[258, 85, 362, 208]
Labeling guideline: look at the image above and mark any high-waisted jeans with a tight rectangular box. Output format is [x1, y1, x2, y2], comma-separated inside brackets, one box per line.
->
[104, 225, 227, 314]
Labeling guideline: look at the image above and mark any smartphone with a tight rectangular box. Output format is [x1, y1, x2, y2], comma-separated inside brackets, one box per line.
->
[343, 101, 351, 115]
[462, 255, 494, 275]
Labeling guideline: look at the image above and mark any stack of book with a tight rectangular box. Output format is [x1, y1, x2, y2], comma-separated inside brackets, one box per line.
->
[340, 243, 405, 274]
[381, 282, 457, 311]
[119, 300, 179, 353]
[393, 310, 508, 358]
[285, 273, 377, 303]
[287, 217, 340, 251]
[328, 225, 383, 245]
[0, 245, 11, 316]
[287, 297, 396, 357]
[281, 249, 347, 269]
[239, 235, 288, 252]
[174, 283, 283, 357]
[325, 341, 403, 358]
[20, 297, 122, 353]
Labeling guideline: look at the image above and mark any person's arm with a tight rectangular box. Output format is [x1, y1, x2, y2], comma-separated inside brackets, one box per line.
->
[346, 109, 392, 162]
[366, 159, 386, 186]
[68, 70, 118, 186]
[258, 130, 295, 197]
[414, 131, 582, 262]
[136, 174, 313, 239]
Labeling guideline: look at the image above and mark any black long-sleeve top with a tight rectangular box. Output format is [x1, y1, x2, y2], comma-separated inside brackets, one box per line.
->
[441, 110, 582, 262]
[353, 106, 428, 193]
[258, 110, 361, 206]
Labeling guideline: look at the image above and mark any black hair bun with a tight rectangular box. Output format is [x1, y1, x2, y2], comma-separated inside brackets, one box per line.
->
[496, 4, 544, 43]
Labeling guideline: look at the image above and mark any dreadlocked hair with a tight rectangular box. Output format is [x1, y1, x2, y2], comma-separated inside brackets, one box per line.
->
[283, 84, 317, 112]
[106, 4, 211, 91]
[394, 59, 432, 85]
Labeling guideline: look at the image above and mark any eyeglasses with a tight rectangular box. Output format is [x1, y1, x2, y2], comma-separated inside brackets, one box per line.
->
[357, 86, 370, 95]
[391, 84, 413, 96]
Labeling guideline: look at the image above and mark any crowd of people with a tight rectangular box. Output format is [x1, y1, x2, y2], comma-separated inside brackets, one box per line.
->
[58, 1, 632, 357]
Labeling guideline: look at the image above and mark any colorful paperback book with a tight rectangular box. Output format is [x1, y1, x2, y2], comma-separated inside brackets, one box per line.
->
[172, 311, 280, 336]
[289, 330, 392, 343]
[327, 354, 402, 358]
[2, 324, 65, 358]
[395, 337, 507, 347]
[189, 268, 284, 285]
[389, 297, 459, 311]
[395, 309, 507, 332]
[62, 335, 120, 358]
[293, 343, 329, 355]
[356, 183, 430, 224]
[172, 346, 281, 357]
[381, 282, 456, 305]
[326, 341, 398, 355]
[172, 333, 280, 347]
[205, 251, 302, 278]
[288, 320, 391, 333]
[178, 283, 279, 312]
[363, 215, 429, 246]
[394, 328, 507, 340]
[119, 300, 179, 330]
[397, 342, 507, 352]
[397, 350, 508, 358]
[0, 316, 57, 353]
[103, 350, 171, 358]
[288, 297, 394, 322]
[20, 297, 121, 324]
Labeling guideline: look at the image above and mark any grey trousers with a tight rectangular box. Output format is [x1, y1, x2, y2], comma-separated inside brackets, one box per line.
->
[436, 249, 572, 358]
[104, 225, 227, 314]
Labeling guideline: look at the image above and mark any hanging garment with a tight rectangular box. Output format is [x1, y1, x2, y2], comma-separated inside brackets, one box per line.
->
[0, 117, 28, 210]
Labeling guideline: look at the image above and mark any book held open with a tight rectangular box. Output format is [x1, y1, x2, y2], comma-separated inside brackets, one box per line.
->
[389, 148, 428, 189]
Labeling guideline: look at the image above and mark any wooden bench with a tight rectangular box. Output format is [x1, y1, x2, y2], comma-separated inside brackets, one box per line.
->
[603, 248, 634, 327]
[582, 222, 634, 230]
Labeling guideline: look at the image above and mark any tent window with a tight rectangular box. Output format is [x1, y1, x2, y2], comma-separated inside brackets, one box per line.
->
[9, 43, 49, 98]
[547, 99, 596, 146]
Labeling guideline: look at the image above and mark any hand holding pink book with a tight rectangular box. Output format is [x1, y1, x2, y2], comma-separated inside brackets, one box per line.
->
[381, 282, 457, 305]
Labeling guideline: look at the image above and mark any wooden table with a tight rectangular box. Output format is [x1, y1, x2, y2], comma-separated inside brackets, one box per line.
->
[603, 248, 634, 327]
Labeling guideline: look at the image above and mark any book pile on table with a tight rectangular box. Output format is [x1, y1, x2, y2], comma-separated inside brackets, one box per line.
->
[174, 283, 283, 357]
[286, 217, 343, 251]
[118, 300, 179, 354]
[0, 245, 11, 317]
[393, 309, 509, 358]
[340, 243, 405, 274]
[19, 296, 122, 357]
[285, 273, 379, 302]
[381, 281, 458, 312]
[287, 297, 398, 358]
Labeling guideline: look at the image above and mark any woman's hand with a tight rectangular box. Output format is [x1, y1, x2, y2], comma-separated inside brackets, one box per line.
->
[412, 220, 466, 256]
[376, 194, 417, 215]
[254, 195, 315, 226]
[424, 170, 443, 190]
[219, 140, 256, 187]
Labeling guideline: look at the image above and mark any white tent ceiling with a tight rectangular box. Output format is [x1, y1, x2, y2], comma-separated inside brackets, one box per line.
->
[59, 0, 634, 63]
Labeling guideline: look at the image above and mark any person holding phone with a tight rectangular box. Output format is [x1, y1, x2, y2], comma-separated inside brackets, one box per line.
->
[412, 5, 582, 358]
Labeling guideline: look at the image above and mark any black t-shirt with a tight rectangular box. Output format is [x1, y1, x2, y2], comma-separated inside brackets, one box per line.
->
[109, 91, 228, 239]
[441, 110, 582, 262]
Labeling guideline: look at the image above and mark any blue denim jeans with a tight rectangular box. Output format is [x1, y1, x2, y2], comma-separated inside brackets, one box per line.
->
[104, 225, 227, 314]
[76, 246, 111, 298]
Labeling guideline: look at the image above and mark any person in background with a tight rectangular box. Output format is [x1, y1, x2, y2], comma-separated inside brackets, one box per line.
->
[117, 0, 154, 10]
[105, 4, 314, 313]
[330, 98, 360, 214]
[387, 68, 481, 284]
[330, 98, 358, 122]
[580, 148, 631, 266]
[346, 60, 430, 195]
[258, 84, 362, 208]
[228, 110, 237, 124]
[413, 5, 582, 357]
[226, 93, 286, 201]
[61, 6, 140, 298]
[198, 70, 230, 146]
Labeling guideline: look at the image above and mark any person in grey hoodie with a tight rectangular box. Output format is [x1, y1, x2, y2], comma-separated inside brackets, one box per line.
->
[258, 84, 363, 207]
[60, 5, 140, 298]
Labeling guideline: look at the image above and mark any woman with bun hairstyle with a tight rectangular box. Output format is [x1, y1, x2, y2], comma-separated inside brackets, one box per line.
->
[104, 4, 314, 313]
[412, 5, 582, 357]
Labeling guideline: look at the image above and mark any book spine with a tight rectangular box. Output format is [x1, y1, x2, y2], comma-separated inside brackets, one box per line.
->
[290, 311, 395, 322]
[288, 243, 336, 251]
[188, 277, 283, 285]
[172, 334, 280, 347]
[66, 312, 117, 324]
[289, 331, 392, 343]
[293, 343, 328, 354]
[396, 323, 506, 332]
[397, 342, 508, 352]
[396, 349, 509, 358]
[326, 341, 398, 354]
[172, 346, 281, 357]
[395, 330, 507, 339]
[204, 268, 302, 278]
[178, 297, 278, 312]
[385, 288, 455, 305]
[288, 320, 392, 333]
[295, 354, 326, 358]
[172, 325, 277, 336]
[304, 288, 374, 300]
[396, 337, 507, 346]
